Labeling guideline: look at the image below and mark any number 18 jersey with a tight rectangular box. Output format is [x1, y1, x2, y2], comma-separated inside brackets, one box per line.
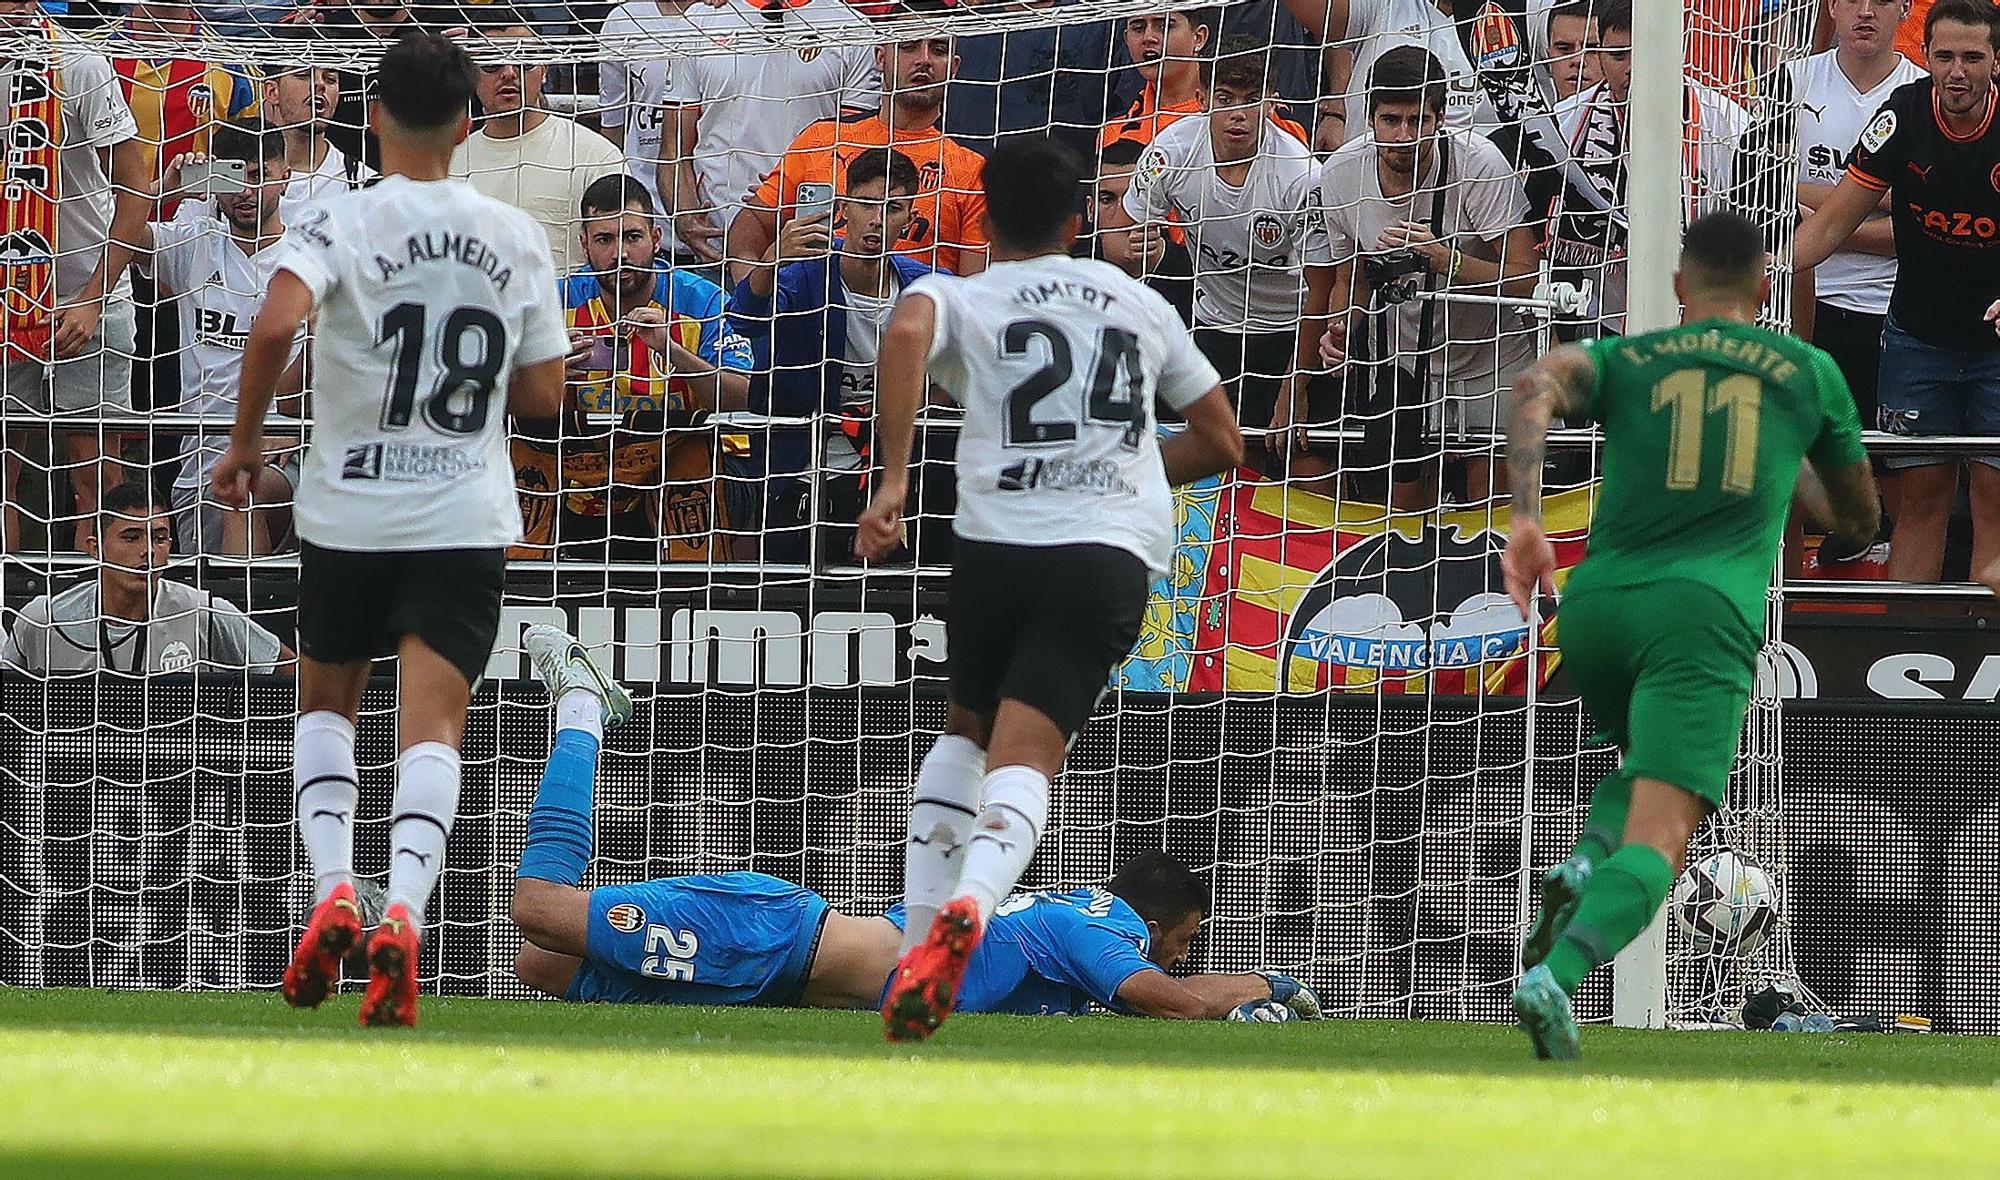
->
[1569, 319, 1865, 629]
[909, 256, 1222, 576]
[269, 175, 569, 551]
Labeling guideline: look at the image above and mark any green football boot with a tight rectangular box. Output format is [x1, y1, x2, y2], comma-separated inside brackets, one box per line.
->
[1512, 964, 1581, 1061]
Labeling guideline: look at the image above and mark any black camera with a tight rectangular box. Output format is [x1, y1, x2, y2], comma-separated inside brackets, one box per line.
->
[1364, 248, 1432, 306]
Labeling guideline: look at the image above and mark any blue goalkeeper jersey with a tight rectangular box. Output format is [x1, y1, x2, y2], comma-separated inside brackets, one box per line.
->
[888, 887, 1161, 1016]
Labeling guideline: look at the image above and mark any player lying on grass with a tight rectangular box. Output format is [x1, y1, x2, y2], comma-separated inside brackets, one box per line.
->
[508, 625, 1322, 1023]
[1502, 210, 1880, 1060]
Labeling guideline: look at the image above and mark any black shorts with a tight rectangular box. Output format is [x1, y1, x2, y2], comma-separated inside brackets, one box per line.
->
[296, 541, 506, 687]
[1193, 327, 1299, 429]
[1812, 301, 1885, 433]
[947, 539, 1148, 741]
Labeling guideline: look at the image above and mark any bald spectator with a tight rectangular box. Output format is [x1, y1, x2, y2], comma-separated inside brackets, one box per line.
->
[451, 11, 627, 274]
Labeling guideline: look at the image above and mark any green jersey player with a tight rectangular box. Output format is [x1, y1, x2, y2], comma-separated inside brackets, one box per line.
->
[1501, 211, 1880, 1059]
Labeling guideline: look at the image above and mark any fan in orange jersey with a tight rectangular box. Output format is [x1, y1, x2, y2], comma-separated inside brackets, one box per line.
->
[728, 37, 989, 278]
[1098, 10, 1309, 151]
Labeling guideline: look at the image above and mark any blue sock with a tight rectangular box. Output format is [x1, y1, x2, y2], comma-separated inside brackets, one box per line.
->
[517, 728, 600, 885]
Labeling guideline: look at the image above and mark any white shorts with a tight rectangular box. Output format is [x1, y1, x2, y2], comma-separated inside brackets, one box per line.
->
[1428, 354, 1532, 440]
[0, 295, 136, 414]
[170, 454, 303, 555]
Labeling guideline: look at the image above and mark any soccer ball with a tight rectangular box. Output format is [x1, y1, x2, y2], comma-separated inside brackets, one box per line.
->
[1672, 851, 1778, 957]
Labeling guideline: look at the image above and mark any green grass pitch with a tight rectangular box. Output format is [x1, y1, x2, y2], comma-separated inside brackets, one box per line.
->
[1, 989, 1995, 1179]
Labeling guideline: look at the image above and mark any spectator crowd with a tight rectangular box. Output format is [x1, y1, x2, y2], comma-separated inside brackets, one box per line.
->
[3, 0, 1999, 643]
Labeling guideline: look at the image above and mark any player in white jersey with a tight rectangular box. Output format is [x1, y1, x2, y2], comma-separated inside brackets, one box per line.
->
[212, 33, 570, 1029]
[856, 138, 1245, 1041]
[1785, 0, 1921, 431]
[1123, 39, 1330, 458]
[128, 126, 308, 555]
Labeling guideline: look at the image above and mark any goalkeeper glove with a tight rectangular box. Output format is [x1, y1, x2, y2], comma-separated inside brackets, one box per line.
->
[1227, 999, 1297, 1023]
[1258, 971, 1325, 1020]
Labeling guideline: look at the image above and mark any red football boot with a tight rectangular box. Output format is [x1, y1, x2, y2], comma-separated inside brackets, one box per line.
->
[881, 896, 985, 1043]
[281, 881, 363, 1010]
[359, 903, 421, 1028]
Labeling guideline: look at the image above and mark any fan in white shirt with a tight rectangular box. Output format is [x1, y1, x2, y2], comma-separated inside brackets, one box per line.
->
[1308, 46, 1541, 507]
[1122, 42, 1330, 450]
[660, 0, 880, 262]
[1782, 0, 1921, 429]
[452, 18, 628, 275]
[1545, 0, 1748, 334]
[598, 0, 694, 257]
[261, 59, 373, 221]
[1281, 0, 1495, 144]
[128, 128, 309, 556]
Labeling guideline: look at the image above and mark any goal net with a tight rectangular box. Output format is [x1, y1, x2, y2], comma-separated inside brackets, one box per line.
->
[0, 0, 1821, 1026]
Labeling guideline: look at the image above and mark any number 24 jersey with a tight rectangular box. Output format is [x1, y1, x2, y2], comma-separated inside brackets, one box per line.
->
[270, 175, 569, 551]
[910, 256, 1223, 576]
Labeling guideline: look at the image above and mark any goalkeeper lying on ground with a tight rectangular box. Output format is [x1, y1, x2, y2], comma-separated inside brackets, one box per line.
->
[508, 626, 1323, 1023]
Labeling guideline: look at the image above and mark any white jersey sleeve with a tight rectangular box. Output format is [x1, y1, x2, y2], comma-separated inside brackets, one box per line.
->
[908, 256, 1223, 575]
[147, 217, 208, 291]
[1122, 134, 1182, 226]
[269, 176, 567, 551]
[0, 598, 51, 673]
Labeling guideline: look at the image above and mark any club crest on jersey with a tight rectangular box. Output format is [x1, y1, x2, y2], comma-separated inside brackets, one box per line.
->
[1469, 2, 1522, 70]
[1989, 162, 2000, 194]
[798, 46, 820, 63]
[1251, 212, 1286, 249]
[1860, 110, 1896, 154]
[605, 903, 645, 933]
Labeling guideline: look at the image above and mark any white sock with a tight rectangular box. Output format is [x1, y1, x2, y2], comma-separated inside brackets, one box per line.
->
[951, 765, 1050, 924]
[386, 741, 461, 917]
[556, 687, 603, 741]
[900, 734, 986, 954]
[295, 711, 358, 904]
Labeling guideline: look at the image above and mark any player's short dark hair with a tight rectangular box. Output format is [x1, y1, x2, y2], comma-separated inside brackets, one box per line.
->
[1367, 45, 1449, 116]
[847, 147, 920, 197]
[1107, 851, 1211, 928]
[469, 3, 538, 33]
[1546, 0, 1596, 25]
[580, 173, 654, 219]
[1680, 210, 1766, 292]
[1596, 0, 1632, 37]
[210, 122, 285, 166]
[99, 482, 165, 522]
[375, 31, 478, 134]
[1201, 35, 1270, 95]
[1927, 0, 2000, 48]
[1098, 137, 1147, 170]
[982, 137, 1086, 252]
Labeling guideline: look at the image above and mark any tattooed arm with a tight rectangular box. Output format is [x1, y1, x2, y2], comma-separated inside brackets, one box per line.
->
[1502, 345, 1597, 618]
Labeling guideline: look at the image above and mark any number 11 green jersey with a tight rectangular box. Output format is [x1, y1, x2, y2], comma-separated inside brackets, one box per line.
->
[1565, 318, 1866, 629]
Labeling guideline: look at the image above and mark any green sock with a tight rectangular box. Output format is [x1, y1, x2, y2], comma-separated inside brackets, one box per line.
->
[1572, 769, 1633, 870]
[1543, 843, 1675, 995]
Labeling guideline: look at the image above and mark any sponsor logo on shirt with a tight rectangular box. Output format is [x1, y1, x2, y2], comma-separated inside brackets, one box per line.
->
[341, 443, 485, 482]
[1905, 200, 2000, 241]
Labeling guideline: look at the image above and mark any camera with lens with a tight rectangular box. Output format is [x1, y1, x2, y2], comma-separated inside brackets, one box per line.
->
[1364, 248, 1432, 306]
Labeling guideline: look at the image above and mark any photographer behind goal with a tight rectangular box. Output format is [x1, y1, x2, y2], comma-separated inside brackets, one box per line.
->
[1306, 46, 1542, 507]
